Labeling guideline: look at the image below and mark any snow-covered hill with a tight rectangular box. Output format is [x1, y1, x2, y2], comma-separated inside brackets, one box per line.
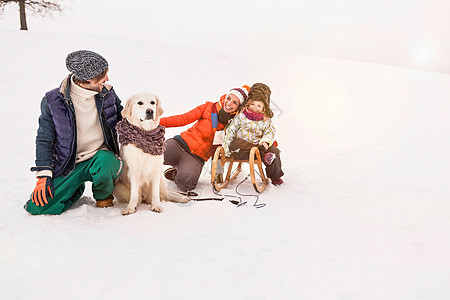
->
[1, 29, 450, 299]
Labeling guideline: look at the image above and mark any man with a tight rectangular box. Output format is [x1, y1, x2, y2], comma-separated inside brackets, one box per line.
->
[25, 50, 123, 215]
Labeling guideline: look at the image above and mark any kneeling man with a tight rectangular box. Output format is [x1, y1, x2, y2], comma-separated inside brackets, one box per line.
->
[25, 50, 123, 215]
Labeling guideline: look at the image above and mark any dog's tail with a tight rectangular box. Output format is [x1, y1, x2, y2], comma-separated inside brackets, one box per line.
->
[159, 178, 190, 203]
[163, 191, 190, 203]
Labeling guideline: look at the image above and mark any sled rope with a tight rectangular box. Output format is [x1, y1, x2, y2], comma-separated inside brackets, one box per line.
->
[177, 191, 223, 201]
[235, 175, 266, 209]
[212, 183, 242, 204]
[212, 163, 266, 208]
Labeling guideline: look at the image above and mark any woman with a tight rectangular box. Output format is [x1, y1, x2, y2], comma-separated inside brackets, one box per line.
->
[160, 85, 249, 192]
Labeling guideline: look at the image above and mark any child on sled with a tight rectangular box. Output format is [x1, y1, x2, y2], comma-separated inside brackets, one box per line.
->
[222, 83, 284, 185]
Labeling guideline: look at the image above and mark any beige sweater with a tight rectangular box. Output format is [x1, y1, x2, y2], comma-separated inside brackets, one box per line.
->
[70, 76, 107, 164]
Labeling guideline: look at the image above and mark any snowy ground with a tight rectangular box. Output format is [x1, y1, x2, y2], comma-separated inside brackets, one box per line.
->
[1, 29, 450, 299]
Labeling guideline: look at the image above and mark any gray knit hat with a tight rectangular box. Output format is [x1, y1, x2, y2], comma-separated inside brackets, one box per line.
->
[66, 50, 109, 81]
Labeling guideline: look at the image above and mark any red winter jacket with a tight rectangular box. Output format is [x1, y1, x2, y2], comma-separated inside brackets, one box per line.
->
[160, 95, 230, 161]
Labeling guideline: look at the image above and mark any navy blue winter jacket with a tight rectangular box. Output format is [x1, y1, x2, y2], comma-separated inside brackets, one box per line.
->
[30, 75, 123, 177]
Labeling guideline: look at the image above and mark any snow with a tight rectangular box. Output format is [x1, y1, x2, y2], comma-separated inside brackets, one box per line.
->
[2, 0, 450, 73]
[1, 29, 450, 299]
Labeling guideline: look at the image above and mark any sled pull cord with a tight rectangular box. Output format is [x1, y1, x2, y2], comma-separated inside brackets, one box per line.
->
[235, 175, 266, 209]
[177, 191, 223, 201]
[212, 183, 242, 205]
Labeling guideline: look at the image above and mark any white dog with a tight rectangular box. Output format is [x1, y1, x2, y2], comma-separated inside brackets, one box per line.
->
[113, 92, 189, 215]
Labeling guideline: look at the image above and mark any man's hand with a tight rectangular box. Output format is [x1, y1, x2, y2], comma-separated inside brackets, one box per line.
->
[31, 176, 54, 206]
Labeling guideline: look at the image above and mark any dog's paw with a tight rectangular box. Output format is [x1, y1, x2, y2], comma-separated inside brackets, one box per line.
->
[151, 204, 163, 213]
[122, 207, 137, 215]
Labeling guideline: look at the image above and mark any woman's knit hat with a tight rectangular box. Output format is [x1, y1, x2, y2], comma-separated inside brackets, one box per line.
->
[227, 85, 250, 104]
[66, 50, 109, 81]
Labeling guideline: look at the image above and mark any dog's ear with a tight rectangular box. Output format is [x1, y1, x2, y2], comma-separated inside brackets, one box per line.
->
[122, 97, 133, 119]
[156, 95, 164, 119]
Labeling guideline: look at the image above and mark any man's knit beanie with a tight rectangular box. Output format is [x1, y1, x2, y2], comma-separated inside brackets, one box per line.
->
[66, 50, 109, 81]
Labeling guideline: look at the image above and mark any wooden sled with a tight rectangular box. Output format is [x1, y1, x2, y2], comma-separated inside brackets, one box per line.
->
[211, 146, 268, 193]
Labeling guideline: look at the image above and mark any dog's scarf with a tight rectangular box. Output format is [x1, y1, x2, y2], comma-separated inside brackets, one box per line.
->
[116, 119, 166, 155]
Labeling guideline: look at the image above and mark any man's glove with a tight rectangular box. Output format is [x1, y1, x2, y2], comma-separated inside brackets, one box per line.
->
[31, 176, 54, 206]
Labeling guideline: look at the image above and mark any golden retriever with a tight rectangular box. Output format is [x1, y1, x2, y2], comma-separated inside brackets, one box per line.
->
[113, 92, 189, 215]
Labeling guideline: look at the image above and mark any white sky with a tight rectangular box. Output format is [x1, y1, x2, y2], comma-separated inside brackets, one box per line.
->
[1, 0, 450, 73]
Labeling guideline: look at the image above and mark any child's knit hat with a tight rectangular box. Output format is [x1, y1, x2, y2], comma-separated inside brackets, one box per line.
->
[66, 50, 109, 81]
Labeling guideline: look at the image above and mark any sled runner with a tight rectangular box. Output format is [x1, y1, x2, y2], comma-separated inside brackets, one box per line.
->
[211, 146, 268, 193]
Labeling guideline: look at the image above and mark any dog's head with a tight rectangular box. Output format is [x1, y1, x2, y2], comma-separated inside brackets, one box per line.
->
[122, 92, 164, 130]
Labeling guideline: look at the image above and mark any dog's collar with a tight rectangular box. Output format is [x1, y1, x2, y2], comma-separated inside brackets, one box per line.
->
[116, 119, 165, 155]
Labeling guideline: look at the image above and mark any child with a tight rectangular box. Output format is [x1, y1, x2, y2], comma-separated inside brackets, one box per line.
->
[222, 83, 284, 185]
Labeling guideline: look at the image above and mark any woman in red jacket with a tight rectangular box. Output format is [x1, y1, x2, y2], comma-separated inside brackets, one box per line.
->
[160, 86, 249, 192]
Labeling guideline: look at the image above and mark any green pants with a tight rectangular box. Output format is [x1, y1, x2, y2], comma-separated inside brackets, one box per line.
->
[25, 150, 123, 215]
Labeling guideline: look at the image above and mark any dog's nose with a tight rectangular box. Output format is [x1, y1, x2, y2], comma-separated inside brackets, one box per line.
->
[146, 108, 154, 120]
